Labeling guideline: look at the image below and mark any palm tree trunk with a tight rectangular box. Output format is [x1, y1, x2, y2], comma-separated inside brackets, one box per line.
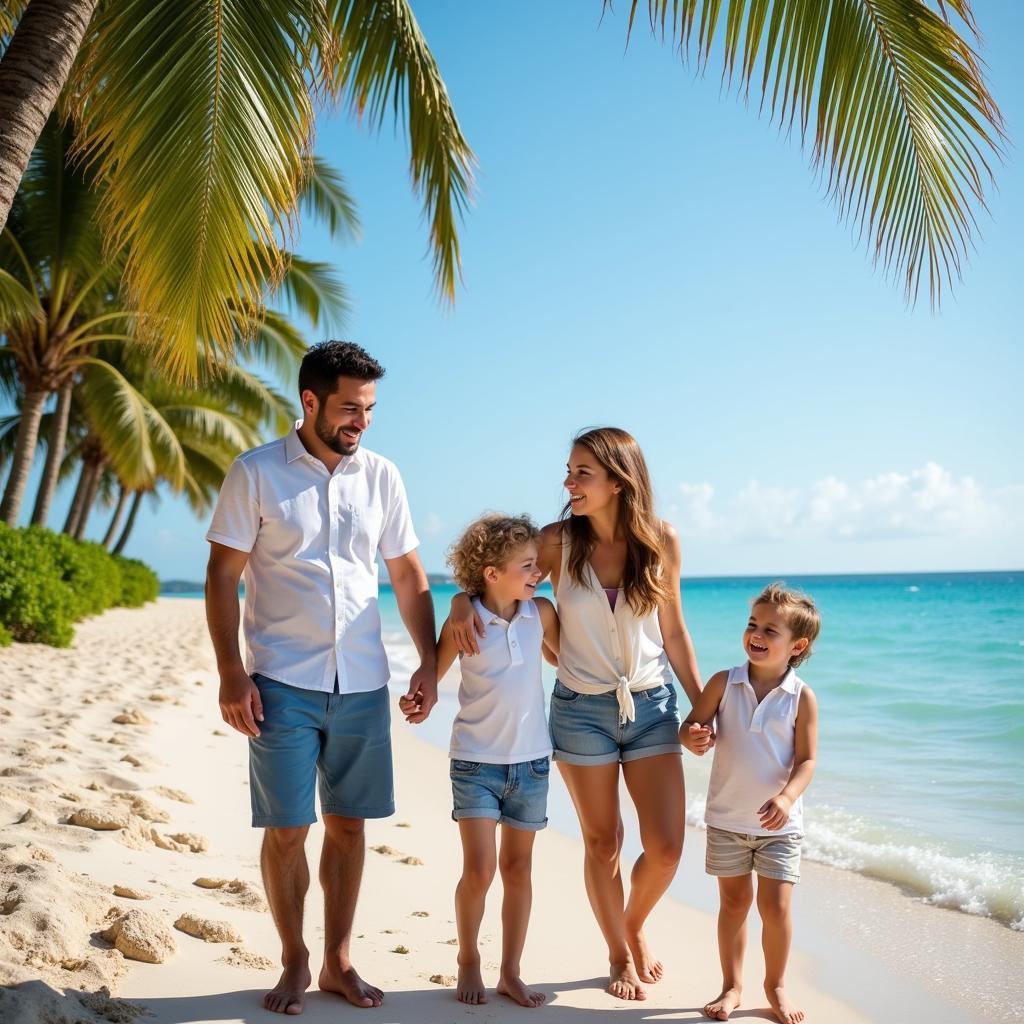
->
[0, 386, 47, 525]
[30, 377, 73, 526]
[102, 483, 128, 548]
[72, 458, 103, 540]
[0, 0, 98, 234]
[112, 490, 143, 555]
[62, 461, 89, 535]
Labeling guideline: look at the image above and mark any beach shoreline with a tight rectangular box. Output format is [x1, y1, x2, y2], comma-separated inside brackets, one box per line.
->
[1, 598, 1021, 1023]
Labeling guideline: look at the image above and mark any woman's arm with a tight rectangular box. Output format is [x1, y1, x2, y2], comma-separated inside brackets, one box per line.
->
[657, 522, 703, 708]
[535, 596, 560, 666]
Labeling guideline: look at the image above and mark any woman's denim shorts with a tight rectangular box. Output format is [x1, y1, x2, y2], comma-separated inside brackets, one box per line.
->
[450, 758, 550, 831]
[549, 680, 683, 766]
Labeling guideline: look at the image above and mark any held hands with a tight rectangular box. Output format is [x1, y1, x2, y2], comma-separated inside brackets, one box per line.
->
[218, 667, 263, 738]
[680, 721, 715, 756]
[758, 793, 793, 831]
[401, 664, 438, 724]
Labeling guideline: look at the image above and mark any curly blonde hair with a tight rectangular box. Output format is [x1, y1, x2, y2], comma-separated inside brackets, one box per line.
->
[753, 582, 821, 667]
[447, 514, 540, 596]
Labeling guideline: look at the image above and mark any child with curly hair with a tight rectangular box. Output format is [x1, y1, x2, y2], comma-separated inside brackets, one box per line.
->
[402, 514, 558, 1008]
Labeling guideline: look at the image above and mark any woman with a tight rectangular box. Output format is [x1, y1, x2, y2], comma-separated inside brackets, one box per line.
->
[448, 427, 707, 1001]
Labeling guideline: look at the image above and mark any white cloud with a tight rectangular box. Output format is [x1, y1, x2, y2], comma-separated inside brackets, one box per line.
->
[672, 463, 1022, 544]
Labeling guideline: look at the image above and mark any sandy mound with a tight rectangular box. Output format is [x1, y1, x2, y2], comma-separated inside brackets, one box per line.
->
[216, 946, 276, 969]
[0, 981, 146, 1024]
[173, 913, 242, 943]
[100, 909, 177, 964]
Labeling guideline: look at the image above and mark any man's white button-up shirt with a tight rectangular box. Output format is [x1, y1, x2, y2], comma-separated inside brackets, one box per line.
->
[206, 425, 419, 693]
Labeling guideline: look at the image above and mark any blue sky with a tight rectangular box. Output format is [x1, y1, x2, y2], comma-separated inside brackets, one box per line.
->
[14, 1, 1024, 579]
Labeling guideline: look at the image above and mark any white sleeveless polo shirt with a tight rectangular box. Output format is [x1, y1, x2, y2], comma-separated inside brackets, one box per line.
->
[705, 663, 806, 836]
[554, 543, 670, 724]
[448, 597, 552, 765]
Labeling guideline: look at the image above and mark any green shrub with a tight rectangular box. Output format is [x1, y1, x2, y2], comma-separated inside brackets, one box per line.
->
[47, 531, 122, 617]
[115, 556, 159, 607]
[0, 524, 159, 647]
[0, 524, 77, 646]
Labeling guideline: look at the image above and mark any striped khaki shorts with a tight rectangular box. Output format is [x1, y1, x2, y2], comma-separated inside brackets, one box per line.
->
[705, 825, 802, 884]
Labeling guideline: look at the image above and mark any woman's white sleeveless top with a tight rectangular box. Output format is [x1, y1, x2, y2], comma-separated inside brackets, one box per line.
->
[554, 540, 670, 724]
[705, 663, 805, 836]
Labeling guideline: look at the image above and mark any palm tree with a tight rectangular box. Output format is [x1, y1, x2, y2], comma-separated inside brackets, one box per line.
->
[611, 0, 1003, 303]
[0, 114, 352, 525]
[0, 0, 475, 376]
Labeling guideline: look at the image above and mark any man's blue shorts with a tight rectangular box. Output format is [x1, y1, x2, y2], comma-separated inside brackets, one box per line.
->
[248, 674, 394, 828]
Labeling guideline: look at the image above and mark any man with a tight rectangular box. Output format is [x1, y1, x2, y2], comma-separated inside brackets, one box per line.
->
[205, 341, 437, 1014]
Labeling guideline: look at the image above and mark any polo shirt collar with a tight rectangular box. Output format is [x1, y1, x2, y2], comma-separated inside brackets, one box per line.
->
[738, 661, 798, 693]
[284, 421, 363, 468]
[473, 596, 533, 625]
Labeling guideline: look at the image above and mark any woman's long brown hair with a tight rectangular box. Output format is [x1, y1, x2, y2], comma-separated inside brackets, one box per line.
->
[560, 427, 671, 617]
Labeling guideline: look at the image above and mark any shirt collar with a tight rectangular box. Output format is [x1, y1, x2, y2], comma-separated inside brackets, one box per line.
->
[284, 421, 363, 468]
[472, 596, 533, 625]
[737, 661, 798, 693]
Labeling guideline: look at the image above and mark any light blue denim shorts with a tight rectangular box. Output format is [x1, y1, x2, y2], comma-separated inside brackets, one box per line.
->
[248, 674, 394, 828]
[450, 758, 550, 831]
[549, 679, 683, 766]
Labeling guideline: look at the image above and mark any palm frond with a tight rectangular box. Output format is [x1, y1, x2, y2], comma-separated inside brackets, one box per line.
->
[618, 0, 1004, 304]
[274, 253, 350, 330]
[299, 155, 360, 241]
[0, 267, 43, 328]
[326, 0, 476, 302]
[235, 306, 308, 380]
[70, 0, 319, 379]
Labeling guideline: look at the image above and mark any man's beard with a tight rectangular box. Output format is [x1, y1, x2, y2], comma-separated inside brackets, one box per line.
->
[314, 408, 360, 456]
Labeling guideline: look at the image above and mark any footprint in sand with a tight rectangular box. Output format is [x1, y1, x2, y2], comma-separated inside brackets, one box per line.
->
[216, 946, 275, 969]
[430, 974, 456, 986]
[412, 911, 429, 918]
[152, 786, 194, 804]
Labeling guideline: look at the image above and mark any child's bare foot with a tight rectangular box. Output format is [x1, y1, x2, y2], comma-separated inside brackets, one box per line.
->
[625, 927, 664, 983]
[497, 972, 545, 1008]
[765, 983, 804, 1024]
[703, 986, 742, 1020]
[457, 961, 488, 1005]
[608, 961, 646, 1001]
[318, 961, 383, 1009]
[264, 962, 311, 1015]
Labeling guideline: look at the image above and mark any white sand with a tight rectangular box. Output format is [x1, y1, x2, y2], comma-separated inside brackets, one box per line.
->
[1, 598, 1021, 1023]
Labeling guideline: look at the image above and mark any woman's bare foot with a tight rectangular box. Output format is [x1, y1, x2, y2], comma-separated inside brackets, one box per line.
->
[608, 961, 646, 1001]
[765, 983, 804, 1024]
[318, 961, 383, 1009]
[626, 927, 664, 983]
[457, 961, 488, 1005]
[703, 986, 742, 1020]
[264, 962, 311, 1015]
[497, 972, 545, 1008]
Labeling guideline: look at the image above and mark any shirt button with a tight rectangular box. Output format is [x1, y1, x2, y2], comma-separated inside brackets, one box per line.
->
[511, 641, 517, 648]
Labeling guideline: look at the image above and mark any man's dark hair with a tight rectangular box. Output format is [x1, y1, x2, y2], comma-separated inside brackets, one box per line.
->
[298, 341, 385, 400]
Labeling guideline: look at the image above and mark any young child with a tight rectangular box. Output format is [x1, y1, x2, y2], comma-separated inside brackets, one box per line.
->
[402, 514, 558, 1009]
[682, 583, 820, 1024]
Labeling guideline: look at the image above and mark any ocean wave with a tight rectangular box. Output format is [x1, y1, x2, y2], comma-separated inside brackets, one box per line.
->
[682, 798, 1024, 930]
[802, 808, 1024, 930]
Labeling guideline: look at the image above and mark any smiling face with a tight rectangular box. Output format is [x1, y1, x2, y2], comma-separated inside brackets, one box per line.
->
[564, 444, 622, 517]
[485, 542, 542, 603]
[303, 377, 376, 456]
[745, 602, 809, 673]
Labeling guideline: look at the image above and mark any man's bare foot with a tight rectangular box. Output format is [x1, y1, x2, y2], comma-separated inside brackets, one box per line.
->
[765, 983, 805, 1024]
[318, 961, 383, 1009]
[703, 986, 742, 1020]
[456, 961, 487, 1005]
[608, 961, 646, 1001]
[625, 927, 664, 984]
[264, 963, 311, 1015]
[497, 972, 545, 1008]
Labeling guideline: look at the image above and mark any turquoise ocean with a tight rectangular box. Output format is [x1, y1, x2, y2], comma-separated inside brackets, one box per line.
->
[375, 573, 1024, 931]
[171, 571, 1024, 930]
